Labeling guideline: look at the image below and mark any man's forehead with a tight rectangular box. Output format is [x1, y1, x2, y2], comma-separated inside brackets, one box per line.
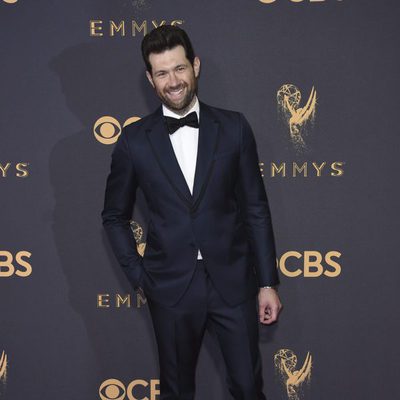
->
[149, 45, 189, 70]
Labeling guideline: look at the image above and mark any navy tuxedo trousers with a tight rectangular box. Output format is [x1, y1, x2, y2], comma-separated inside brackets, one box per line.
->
[146, 259, 267, 400]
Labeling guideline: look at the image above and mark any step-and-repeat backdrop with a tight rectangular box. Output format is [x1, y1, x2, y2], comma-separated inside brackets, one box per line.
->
[1, 1, 399, 399]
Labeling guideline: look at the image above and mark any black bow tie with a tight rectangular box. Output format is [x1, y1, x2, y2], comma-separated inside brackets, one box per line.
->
[165, 111, 199, 134]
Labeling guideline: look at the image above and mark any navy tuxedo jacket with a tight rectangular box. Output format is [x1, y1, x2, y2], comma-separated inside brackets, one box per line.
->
[101, 101, 279, 307]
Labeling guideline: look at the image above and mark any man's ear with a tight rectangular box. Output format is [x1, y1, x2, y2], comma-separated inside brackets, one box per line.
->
[193, 56, 201, 78]
[146, 71, 155, 88]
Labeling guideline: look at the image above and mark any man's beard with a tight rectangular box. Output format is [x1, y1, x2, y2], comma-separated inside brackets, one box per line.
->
[158, 80, 198, 115]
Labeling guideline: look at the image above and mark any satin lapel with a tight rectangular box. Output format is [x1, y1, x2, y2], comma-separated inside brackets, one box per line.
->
[192, 101, 221, 209]
[145, 102, 221, 211]
[145, 106, 193, 207]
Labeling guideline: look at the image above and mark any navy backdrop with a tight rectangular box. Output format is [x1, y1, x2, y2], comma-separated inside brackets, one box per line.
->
[1, 1, 399, 399]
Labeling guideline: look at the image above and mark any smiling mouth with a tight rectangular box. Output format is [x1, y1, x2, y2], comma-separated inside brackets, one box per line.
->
[167, 87, 185, 100]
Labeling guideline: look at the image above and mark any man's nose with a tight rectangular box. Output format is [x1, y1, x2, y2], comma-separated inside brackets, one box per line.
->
[168, 72, 180, 87]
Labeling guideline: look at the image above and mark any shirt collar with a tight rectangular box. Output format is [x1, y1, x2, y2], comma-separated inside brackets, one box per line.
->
[162, 95, 200, 122]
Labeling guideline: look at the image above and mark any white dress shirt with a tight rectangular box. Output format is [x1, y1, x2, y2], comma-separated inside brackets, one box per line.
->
[162, 95, 203, 259]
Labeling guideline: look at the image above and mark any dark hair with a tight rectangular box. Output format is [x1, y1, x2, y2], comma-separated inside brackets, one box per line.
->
[141, 25, 195, 74]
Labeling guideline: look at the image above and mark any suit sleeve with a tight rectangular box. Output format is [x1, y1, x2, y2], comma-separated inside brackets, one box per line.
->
[235, 112, 280, 287]
[101, 129, 144, 290]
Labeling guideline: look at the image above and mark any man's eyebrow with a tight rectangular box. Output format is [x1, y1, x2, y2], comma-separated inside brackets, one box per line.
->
[153, 68, 166, 75]
[154, 64, 187, 75]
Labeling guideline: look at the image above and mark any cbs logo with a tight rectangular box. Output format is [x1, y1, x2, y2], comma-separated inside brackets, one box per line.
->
[94, 116, 141, 145]
[0, 251, 32, 277]
[279, 250, 341, 277]
[99, 379, 160, 400]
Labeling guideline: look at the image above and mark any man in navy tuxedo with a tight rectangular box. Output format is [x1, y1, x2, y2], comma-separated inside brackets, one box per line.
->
[102, 25, 282, 400]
